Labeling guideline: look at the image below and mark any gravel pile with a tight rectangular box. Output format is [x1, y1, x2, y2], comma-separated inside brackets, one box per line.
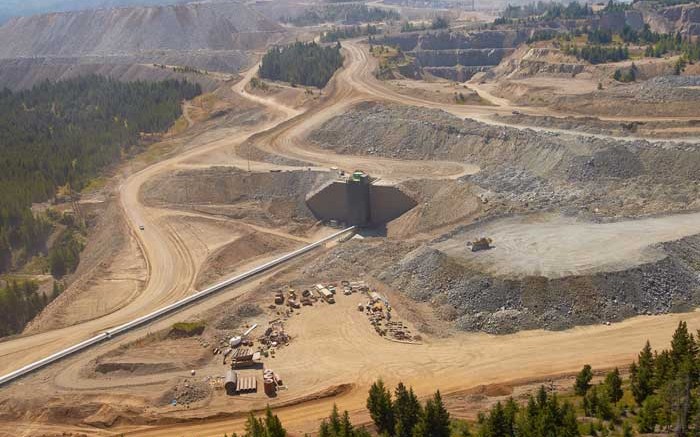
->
[622, 76, 700, 102]
[159, 379, 211, 407]
[303, 233, 700, 334]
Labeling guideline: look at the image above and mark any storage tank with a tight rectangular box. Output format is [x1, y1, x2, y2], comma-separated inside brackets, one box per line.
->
[264, 378, 277, 396]
[225, 370, 237, 395]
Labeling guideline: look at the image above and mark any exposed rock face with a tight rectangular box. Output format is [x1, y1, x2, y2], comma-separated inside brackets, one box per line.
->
[0, 1, 285, 88]
[413, 48, 514, 68]
[0, 1, 281, 58]
[598, 10, 645, 32]
[645, 3, 700, 38]
[484, 46, 585, 80]
[376, 30, 529, 81]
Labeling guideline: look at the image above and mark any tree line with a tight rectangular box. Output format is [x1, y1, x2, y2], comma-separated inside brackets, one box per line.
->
[477, 386, 579, 437]
[501, 1, 592, 20]
[282, 4, 399, 27]
[0, 75, 201, 274]
[562, 43, 629, 64]
[627, 321, 699, 435]
[645, 33, 700, 62]
[223, 380, 456, 437]
[259, 41, 344, 88]
[0, 280, 63, 337]
[321, 24, 379, 43]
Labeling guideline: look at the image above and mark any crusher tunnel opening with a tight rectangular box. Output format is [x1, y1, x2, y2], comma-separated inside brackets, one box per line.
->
[306, 171, 417, 227]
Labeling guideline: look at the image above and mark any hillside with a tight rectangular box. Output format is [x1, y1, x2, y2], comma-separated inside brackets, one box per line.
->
[0, 1, 282, 58]
[0, 1, 285, 88]
[0, 0, 186, 25]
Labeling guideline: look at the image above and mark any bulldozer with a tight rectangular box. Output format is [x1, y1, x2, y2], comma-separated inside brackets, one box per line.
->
[468, 237, 492, 252]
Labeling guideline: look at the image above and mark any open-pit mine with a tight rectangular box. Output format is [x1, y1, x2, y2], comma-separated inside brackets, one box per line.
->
[1, 0, 700, 435]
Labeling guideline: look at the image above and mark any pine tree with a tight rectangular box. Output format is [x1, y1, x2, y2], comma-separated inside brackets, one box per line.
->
[478, 401, 512, 437]
[340, 410, 354, 437]
[264, 406, 287, 437]
[414, 391, 450, 437]
[638, 395, 661, 433]
[394, 382, 422, 437]
[631, 341, 655, 405]
[670, 321, 697, 374]
[604, 368, 623, 403]
[244, 412, 266, 437]
[319, 420, 332, 437]
[575, 364, 593, 395]
[367, 379, 394, 434]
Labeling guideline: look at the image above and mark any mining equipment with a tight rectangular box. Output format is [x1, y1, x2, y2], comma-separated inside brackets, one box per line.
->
[468, 237, 493, 252]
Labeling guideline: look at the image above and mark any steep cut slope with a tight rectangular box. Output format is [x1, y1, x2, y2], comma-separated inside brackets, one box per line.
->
[0, 1, 282, 58]
[0, 0, 187, 25]
[0, 0, 285, 88]
[375, 29, 529, 81]
[644, 3, 700, 38]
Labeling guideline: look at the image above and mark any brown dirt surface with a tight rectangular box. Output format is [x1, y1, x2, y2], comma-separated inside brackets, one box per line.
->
[385, 79, 489, 106]
[195, 231, 298, 289]
[91, 337, 211, 378]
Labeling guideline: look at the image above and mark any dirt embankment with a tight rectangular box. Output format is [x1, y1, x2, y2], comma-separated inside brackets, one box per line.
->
[553, 75, 700, 118]
[0, 1, 286, 89]
[499, 113, 700, 140]
[195, 231, 297, 289]
[302, 235, 700, 334]
[0, 2, 281, 58]
[481, 43, 699, 117]
[310, 101, 700, 218]
[141, 168, 335, 233]
[388, 179, 486, 238]
[25, 196, 147, 334]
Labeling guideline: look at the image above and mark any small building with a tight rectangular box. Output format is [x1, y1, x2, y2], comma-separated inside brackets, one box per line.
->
[320, 287, 335, 303]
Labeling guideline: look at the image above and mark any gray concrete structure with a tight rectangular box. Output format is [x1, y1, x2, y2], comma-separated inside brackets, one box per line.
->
[306, 175, 417, 226]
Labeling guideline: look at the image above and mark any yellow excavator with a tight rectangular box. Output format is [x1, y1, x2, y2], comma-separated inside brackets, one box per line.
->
[468, 237, 493, 252]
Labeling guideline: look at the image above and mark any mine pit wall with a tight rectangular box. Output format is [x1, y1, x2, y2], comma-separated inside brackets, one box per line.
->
[306, 182, 417, 226]
[423, 66, 492, 82]
[376, 30, 527, 81]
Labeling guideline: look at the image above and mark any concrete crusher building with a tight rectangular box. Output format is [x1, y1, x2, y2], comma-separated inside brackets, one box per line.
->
[306, 171, 416, 227]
